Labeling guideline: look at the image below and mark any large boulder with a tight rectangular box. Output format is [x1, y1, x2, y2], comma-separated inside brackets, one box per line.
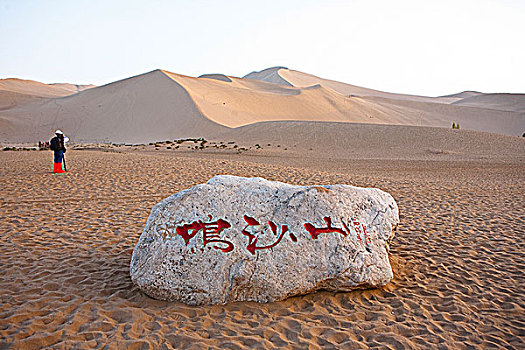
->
[130, 175, 399, 305]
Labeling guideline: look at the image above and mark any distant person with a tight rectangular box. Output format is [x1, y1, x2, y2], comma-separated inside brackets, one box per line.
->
[50, 130, 67, 173]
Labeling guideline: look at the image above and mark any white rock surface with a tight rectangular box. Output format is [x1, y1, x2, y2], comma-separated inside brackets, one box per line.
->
[130, 175, 399, 305]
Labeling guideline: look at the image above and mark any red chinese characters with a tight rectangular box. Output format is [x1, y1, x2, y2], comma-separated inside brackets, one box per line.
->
[160, 214, 371, 255]
[304, 217, 371, 245]
[242, 215, 297, 255]
[352, 219, 371, 244]
[304, 216, 348, 239]
[175, 215, 234, 252]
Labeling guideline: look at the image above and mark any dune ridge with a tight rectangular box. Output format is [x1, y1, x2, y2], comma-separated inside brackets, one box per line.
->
[1, 67, 524, 144]
[0, 78, 75, 98]
[439, 91, 483, 100]
[163, 70, 406, 128]
[0, 78, 95, 111]
[49, 83, 96, 94]
[0, 70, 227, 144]
[255, 68, 455, 103]
[243, 66, 292, 86]
[451, 93, 525, 113]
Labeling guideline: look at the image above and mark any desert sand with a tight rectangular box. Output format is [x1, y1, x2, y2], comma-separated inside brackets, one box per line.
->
[1, 67, 524, 348]
[1, 123, 524, 348]
[0, 78, 94, 111]
[1, 67, 524, 144]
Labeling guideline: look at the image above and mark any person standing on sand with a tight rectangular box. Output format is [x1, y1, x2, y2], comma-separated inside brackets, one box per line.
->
[50, 130, 67, 173]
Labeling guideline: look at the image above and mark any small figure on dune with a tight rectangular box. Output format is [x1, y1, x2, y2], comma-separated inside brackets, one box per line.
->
[50, 130, 68, 173]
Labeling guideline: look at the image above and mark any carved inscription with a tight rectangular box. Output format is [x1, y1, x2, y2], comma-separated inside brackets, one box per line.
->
[154, 215, 370, 254]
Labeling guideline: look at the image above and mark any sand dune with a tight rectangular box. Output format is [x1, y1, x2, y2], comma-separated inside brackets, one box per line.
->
[0, 78, 75, 98]
[49, 83, 96, 94]
[1, 68, 524, 143]
[0, 78, 74, 110]
[0, 90, 44, 111]
[169, 70, 524, 136]
[244, 68, 524, 135]
[452, 93, 525, 112]
[213, 121, 525, 162]
[0, 70, 227, 144]
[245, 67, 457, 103]
[359, 95, 524, 136]
[198, 74, 233, 83]
[164, 71, 409, 128]
[439, 91, 484, 100]
[244, 66, 293, 86]
[0, 78, 95, 111]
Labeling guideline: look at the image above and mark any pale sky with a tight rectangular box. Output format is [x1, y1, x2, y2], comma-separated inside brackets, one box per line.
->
[1, 0, 524, 96]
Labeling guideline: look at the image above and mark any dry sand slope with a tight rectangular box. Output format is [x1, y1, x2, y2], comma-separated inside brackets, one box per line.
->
[0, 127, 524, 348]
[1, 68, 524, 144]
[211, 122, 525, 162]
[0, 79, 94, 111]
[246, 67, 525, 136]
[246, 67, 452, 103]
[0, 71, 228, 144]
[451, 93, 525, 113]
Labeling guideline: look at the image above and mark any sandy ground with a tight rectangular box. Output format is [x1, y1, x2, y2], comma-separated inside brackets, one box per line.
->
[0, 146, 524, 349]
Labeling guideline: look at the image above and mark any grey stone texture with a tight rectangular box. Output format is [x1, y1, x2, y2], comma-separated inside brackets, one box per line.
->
[130, 175, 399, 305]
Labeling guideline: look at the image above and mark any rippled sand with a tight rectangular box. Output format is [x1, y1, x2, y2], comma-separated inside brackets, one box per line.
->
[1, 148, 523, 349]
